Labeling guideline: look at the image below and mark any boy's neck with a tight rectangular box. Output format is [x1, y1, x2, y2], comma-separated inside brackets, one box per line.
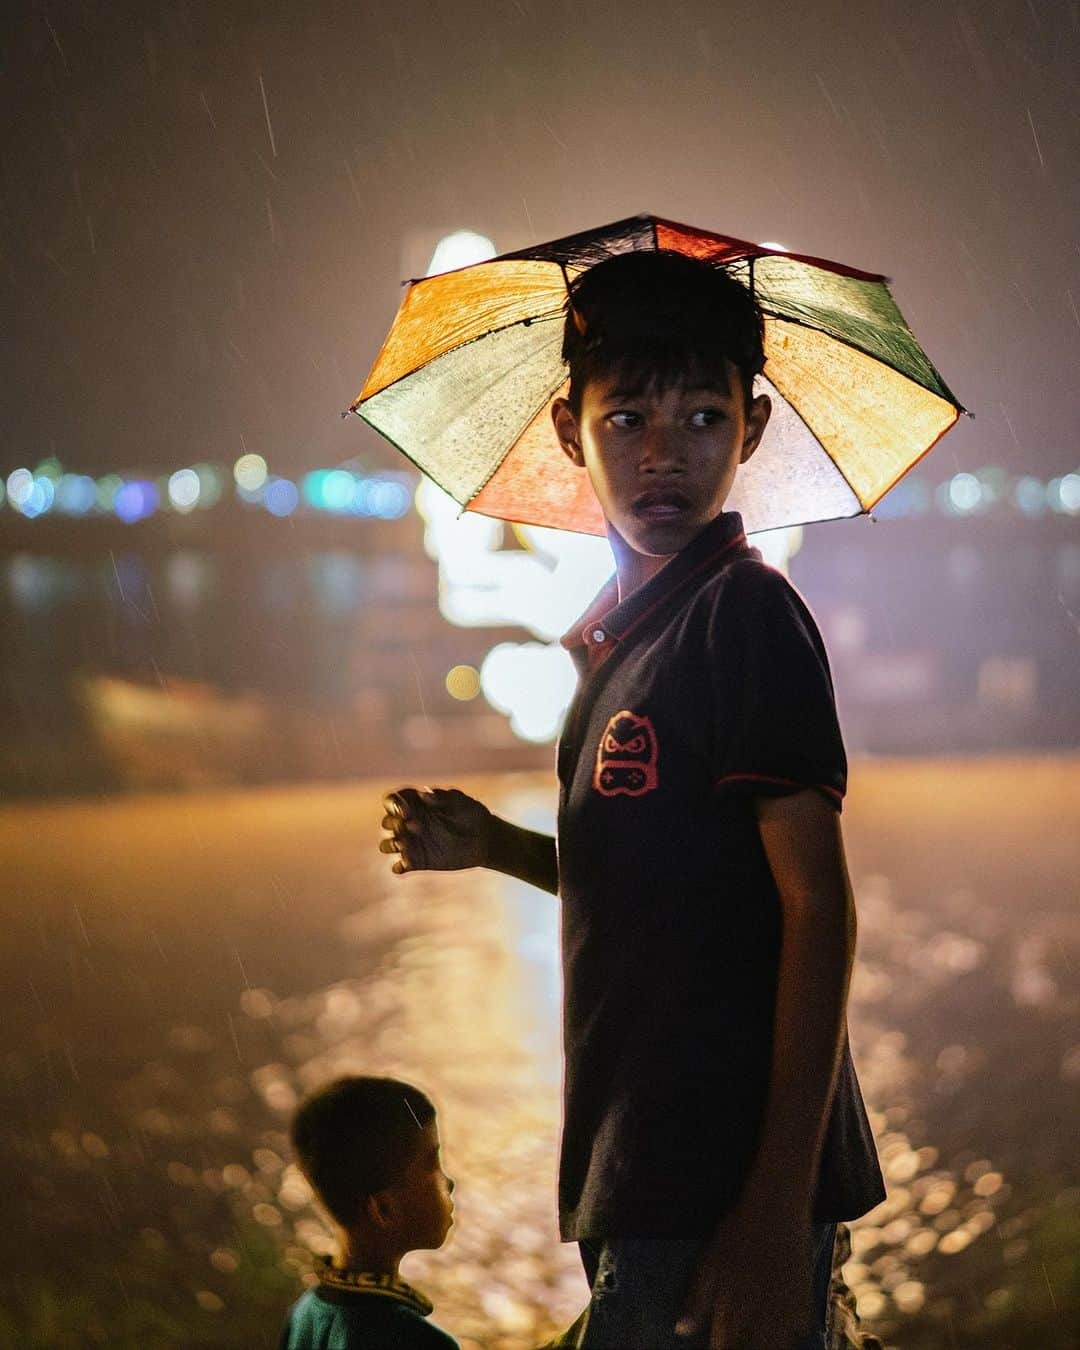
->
[609, 510, 739, 601]
[609, 529, 675, 602]
[335, 1228, 402, 1279]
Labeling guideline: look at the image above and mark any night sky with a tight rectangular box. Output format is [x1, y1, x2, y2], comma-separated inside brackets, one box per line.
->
[2, 0, 1077, 481]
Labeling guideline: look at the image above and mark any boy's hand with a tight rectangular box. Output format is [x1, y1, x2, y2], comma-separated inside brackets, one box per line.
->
[379, 787, 493, 874]
[676, 1201, 816, 1349]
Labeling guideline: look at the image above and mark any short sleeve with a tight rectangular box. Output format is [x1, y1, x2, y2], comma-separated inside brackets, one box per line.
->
[708, 562, 846, 810]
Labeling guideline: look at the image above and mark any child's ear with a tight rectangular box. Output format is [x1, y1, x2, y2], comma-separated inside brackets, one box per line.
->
[364, 1189, 398, 1231]
[552, 397, 586, 468]
[740, 392, 772, 465]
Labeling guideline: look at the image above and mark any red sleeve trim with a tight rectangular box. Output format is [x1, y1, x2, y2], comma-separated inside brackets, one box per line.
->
[713, 773, 844, 807]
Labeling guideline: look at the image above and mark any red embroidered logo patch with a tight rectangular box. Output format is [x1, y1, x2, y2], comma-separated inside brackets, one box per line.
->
[594, 710, 659, 797]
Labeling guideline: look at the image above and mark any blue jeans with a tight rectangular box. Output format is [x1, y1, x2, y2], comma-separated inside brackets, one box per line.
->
[576, 1222, 837, 1349]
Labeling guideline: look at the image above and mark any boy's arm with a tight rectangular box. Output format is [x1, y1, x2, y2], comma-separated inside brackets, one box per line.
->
[380, 788, 558, 895]
[678, 787, 854, 1347]
[745, 787, 855, 1206]
[486, 813, 560, 895]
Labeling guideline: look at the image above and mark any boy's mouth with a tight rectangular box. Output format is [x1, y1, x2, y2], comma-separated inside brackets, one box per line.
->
[632, 489, 693, 521]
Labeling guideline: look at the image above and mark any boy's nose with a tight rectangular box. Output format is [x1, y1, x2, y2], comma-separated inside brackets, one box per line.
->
[639, 428, 684, 473]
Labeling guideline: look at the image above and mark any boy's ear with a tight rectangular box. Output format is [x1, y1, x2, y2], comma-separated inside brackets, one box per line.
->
[552, 397, 586, 468]
[364, 1189, 398, 1231]
[740, 392, 772, 465]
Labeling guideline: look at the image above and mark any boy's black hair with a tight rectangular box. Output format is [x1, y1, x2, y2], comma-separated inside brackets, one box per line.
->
[561, 250, 766, 416]
[290, 1076, 436, 1228]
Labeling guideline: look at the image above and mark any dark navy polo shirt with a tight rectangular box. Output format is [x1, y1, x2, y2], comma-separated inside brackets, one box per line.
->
[555, 510, 885, 1241]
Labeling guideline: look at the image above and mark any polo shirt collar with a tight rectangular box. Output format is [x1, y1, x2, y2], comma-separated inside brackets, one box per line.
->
[561, 511, 750, 672]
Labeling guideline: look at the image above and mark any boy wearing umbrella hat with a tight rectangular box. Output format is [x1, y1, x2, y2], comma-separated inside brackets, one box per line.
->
[381, 250, 885, 1349]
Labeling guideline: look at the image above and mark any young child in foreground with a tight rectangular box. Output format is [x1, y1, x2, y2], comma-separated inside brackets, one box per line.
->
[279, 1075, 458, 1350]
[382, 249, 886, 1350]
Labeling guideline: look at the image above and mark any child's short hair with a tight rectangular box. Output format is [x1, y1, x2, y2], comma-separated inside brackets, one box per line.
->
[290, 1076, 435, 1227]
[562, 250, 766, 415]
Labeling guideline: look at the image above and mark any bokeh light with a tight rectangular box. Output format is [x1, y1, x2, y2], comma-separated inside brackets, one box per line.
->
[1014, 476, 1046, 516]
[35, 457, 62, 483]
[264, 477, 299, 517]
[357, 477, 412, 519]
[233, 453, 269, 492]
[167, 468, 202, 513]
[1049, 472, 1080, 515]
[113, 480, 159, 524]
[194, 464, 225, 508]
[6, 455, 1064, 528]
[6, 468, 34, 511]
[321, 469, 355, 512]
[426, 229, 497, 276]
[947, 472, 983, 514]
[95, 475, 122, 511]
[445, 664, 481, 700]
[15, 477, 56, 519]
[56, 474, 97, 515]
[302, 470, 328, 508]
[165, 551, 213, 608]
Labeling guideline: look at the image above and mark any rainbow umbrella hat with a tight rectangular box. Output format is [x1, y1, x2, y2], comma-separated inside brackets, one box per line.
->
[347, 214, 965, 536]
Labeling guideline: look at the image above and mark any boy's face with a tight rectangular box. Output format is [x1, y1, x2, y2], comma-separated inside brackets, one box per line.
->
[553, 364, 771, 558]
[384, 1118, 455, 1251]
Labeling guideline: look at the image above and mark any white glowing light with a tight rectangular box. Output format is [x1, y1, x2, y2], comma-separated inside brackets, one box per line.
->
[414, 479, 612, 741]
[167, 468, 202, 512]
[415, 478, 613, 640]
[759, 240, 790, 252]
[481, 642, 580, 743]
[1053, 473, 1080, 514]
[426, 230, 497, 277]
[6, 468, 33, 510]
[948, 472, 982, 514]
[233, 453, 268, 492]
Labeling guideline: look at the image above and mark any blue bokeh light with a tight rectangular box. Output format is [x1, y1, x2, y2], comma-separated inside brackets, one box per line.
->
[56, 474, 98, 515]
[114, 481, 159, 524]
[264, 477, 299, 517]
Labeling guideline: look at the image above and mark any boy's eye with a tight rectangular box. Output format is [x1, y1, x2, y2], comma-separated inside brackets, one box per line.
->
[608, 410, 644, 429]
[690, 408, 724, 427]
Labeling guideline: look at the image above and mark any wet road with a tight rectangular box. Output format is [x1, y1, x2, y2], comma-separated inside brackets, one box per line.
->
[1, 757, 1077, 1348]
